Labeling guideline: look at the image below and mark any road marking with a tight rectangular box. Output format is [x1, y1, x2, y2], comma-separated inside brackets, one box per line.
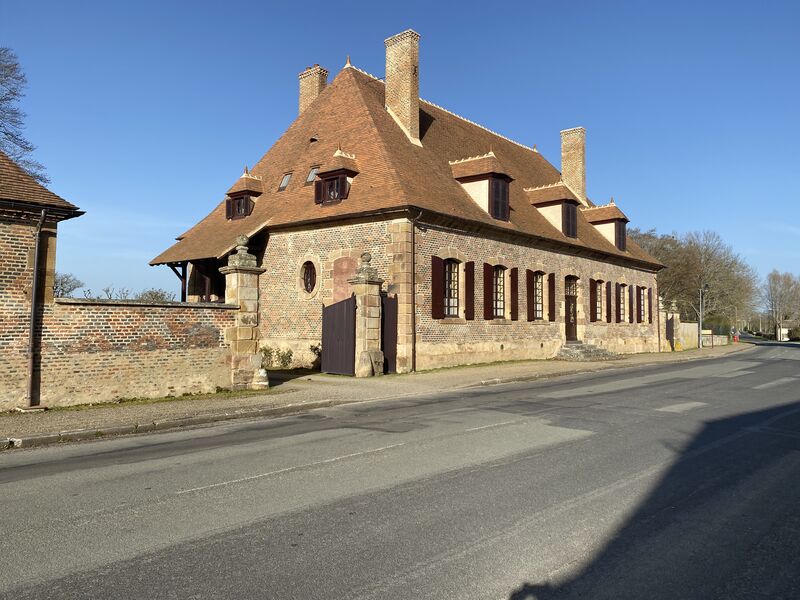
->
[176, 442, 406, 495]
[657, 401, 708, 413]
[714, 370, 754, 378]
[753, 377, 798, 390]
[465, 419, 521, 432]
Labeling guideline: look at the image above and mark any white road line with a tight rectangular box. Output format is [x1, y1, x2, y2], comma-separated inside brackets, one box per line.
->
[465, 420, 521, 432]
[753, 377, 798, 390]
[656, 401, 708, 413]
[176, 442, 406, 495]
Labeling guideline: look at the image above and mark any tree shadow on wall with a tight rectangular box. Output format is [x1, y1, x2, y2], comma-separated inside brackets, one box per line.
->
[508, 399, 800, 600]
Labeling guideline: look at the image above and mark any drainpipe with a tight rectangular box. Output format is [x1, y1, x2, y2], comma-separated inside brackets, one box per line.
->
[26, 209, 48, 407]
[409, 208, 423, 372]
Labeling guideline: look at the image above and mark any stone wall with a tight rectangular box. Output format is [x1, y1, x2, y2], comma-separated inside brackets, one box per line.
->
[0, 299, 237, 410]
[415, 223, 659, 369]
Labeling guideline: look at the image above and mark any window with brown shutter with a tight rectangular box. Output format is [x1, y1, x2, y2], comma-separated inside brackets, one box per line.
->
[562, 202, 578, 238]
[483, 263, 494, 320]
[589, 278, 597, 322]
[548, 273, 556, 321]
[493, 266, 506, 318]
[444, 259, 460, 317]
[489, 176, 510, 221]
[648, 287, 653, 324]
[465, 262, 475, 320]
[527, 270, 544, 321]
[510, 268, 518, 320]
[431, 256, 444, 319]
[226, 195, 253, 220]
[606, 281, 612, 323]
[314, 172, 350, 204]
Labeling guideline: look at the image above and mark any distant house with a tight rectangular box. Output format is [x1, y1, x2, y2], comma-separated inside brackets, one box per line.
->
[152, 30, 664, 373]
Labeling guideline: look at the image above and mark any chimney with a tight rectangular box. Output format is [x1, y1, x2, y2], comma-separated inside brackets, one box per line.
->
[298, 64, 328, 115]
[384, 29, 421, 142]
[560, 127, 586, 202]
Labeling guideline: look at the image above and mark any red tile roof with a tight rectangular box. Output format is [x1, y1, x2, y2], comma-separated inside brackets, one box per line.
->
[0, 150, 80, 213]
[582, 203, 629, 223]
[525, 182, 580, 205]
[151, 67, 660, 269]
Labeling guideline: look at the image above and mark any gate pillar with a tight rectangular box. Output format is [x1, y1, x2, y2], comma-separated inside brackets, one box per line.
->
[348, 252, 385, 377]
[220, 235, 268, 389]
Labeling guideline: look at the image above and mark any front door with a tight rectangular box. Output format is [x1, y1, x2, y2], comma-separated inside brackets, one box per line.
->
[565, 276, 578, 342]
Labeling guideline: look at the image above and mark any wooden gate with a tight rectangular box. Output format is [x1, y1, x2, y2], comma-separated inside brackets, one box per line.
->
[565, 276, 579, 342]
[381, 294, 398, 374]
[321, 296, 356, 375]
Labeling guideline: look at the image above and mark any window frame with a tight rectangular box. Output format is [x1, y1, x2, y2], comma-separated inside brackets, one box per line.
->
[532, 271, 544, 320]
[301, 261, 316, 294]
[305, 166, 320, 185]
[619, 284, 627, 322]
[493, 265, 506, 318]
[226, 195, 253, 220]
[278, 172, 292, 192]
[443, 259, 460, 317]
[595, 279, 604, 322]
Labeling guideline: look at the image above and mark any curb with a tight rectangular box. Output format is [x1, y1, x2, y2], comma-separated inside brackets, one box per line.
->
[2, 345, 753, 451]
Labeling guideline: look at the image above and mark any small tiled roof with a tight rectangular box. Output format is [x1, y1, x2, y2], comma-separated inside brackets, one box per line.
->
[0, 150, 79, 212]
[449, 151, 509, 180]
[582, 203, 629, 223]
[524, 181, 580, 205]
[225, 169, 264, 196]
[318, 147, 359, 175]
[151, 67, 660, 269]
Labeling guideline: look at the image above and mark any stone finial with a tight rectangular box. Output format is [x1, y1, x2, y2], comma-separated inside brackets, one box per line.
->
[350, 252, 383, 284]
[227, 235, 258, 268]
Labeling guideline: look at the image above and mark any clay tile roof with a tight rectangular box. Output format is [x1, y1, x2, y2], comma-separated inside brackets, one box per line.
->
[524, 181, 579, 205]
[226, 168, 265, 196]
[0, 150, 80, 212]
[449, 151, 509, 180]
[318, 147, 359, 175]
[151, 66, 660, 270]
[582, 202, 629, 223]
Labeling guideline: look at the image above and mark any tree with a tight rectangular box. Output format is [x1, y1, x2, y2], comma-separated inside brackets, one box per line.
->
[0, 47, 48, 184]
[135, 288, 176, 302]
[760, 270, 800, 339]
[53, 272, 84, 297]
[630, 228, 758, 326]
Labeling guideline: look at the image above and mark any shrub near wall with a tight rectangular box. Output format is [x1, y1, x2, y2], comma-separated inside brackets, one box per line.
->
[2, 299, 238, 410]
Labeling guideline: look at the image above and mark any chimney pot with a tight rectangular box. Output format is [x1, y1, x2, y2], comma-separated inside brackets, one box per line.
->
[298, 64, 329, 116]
[561, 127, 586, 203]
[384, 29, 421, 142]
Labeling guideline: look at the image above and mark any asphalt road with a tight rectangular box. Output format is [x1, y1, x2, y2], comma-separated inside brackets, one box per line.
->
[1, 342, 799, 599]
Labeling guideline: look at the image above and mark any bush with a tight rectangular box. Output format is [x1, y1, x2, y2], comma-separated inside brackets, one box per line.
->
[789, 327, 800, 341]
[260, 346, 293, 369]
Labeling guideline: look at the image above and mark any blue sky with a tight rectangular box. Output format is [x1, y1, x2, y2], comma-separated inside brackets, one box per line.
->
[2, 0, 798, 295]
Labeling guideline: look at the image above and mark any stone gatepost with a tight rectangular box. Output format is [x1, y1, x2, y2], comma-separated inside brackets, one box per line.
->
[349, 252, 385, 377]
[219, 235, 268, 389]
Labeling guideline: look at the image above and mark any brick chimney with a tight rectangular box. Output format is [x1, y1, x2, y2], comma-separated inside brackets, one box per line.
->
[384, 29, 421, 142]
[298, 64, 328, 115]
[560, 127, 586, 202]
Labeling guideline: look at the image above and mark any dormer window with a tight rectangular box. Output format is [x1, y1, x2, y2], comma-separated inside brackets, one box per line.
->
[278, 173, 292, 191]
[489, 176, 510, 221]
[305, 166, 320, 185]
[562, 202, 578, 238]
[225, 195, 253, 220]
[314, 171, 350, 204]
[615, 220, 627, 251]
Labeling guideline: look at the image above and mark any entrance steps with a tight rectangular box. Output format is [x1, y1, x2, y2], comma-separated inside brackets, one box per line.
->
[556, 341, 621, 362]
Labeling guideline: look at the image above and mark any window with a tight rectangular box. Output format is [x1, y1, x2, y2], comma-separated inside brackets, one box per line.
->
[595, 280, 604, 321]
[562, 202, 578, 237]
[619, 284, 627, 322]
[314, 172, 350, 204]
[225, 195, 253, 220]
[532, 271, 544, 320]
[305, 166, 320, 184]
[278, 173, 292, 191]
[493, 266, 506, 318]
[301, 261, 316, 293]
[489, 177, 510, 221]
[443, 259, 460, 317]
[638, 286, 646, 322]
[615, 221, 627, 251]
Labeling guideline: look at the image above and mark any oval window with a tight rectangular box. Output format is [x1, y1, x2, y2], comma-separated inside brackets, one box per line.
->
[302, 261, 316, 293]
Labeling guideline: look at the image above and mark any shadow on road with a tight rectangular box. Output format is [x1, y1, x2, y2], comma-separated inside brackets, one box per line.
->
[508, 398, 800, 599]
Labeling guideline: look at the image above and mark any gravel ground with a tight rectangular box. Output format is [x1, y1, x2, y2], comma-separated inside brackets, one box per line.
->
[0, 344, 750, 440]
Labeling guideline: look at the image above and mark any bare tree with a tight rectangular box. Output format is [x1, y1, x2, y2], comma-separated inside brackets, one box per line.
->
[53, 272, 84, 298]
[0, 47, 48, 184]
[761, 270, 800, 339]
[135, 288, 176, 302]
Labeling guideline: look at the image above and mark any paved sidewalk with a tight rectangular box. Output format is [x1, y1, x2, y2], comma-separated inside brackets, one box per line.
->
[1, 344, 752, 448]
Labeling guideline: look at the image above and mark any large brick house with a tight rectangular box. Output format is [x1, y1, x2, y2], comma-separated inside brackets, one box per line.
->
[152, 30, 663, 374]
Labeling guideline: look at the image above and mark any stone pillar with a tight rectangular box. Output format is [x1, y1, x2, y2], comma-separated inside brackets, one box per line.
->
[219, 235, 268, 389]
[349, 252, 385, 377]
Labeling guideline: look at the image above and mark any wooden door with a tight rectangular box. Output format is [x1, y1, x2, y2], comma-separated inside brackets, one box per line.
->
[321, 296, 356, 375]
[381, 294, 398, 374]
[565, 276, 578, 342]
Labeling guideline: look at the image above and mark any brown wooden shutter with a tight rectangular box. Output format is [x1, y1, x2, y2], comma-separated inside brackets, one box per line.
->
[488, 179, 497, 220]
[225, 198, 233, 219]
[483, 263, 494, 320]
[606, 281, 612, 323]
[548, 273, 556, 321]
[589, 278, 597, 322]
[648, 287, 653, 324]
[510, 268, 519, 321]
[314, 180, 324, 204]
[337, 174, 349, 199]
[629, 285, 634, 323]
[464, 262, 475, 320]
[526, 270, 534, 321]
[431, 256, 444, 319]
[635, 286, 642, 323]
[615, 283, 621, 323]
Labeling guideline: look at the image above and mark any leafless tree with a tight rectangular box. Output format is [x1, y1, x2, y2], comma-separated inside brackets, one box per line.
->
[135, 288, 176, 302]
[761, 270, 800, 338]
[0, 48, 48, 184]
[53, 272, 84, 297]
